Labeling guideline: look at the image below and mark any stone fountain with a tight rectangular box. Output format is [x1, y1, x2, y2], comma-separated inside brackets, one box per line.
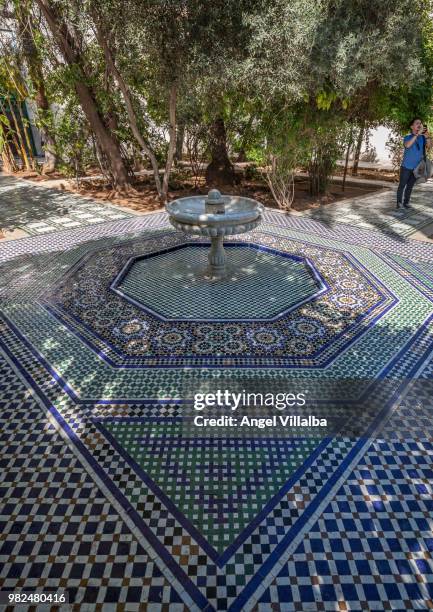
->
[166, 189, 264, 279]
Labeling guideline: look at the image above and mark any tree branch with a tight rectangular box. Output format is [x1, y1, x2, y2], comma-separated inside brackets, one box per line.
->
[92, 17, 164, 198]
[162, 83, 177, 202]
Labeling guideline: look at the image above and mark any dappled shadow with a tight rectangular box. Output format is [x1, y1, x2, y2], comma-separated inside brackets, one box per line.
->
[305, 181, 433, 242]
[1, 221, 432, 408]
[114, 243, 324, 321]
[1, 221, 433, 610]
[0, 175, 80, 230]
[0, 174, 130, 235]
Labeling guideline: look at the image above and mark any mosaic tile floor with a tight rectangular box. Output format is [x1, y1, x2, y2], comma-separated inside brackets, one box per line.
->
[113, 244, 324, 321]
[1, 177, 433, 610]
[297, 181, 433, 238]
[0, 175, 134, 236]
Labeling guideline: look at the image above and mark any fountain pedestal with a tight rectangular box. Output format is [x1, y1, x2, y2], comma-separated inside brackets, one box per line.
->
[208, 234, 226, 278]
[166, 189, 264, 280]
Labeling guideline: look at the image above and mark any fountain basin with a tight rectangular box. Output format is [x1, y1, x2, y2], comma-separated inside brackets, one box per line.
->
[166, 194, 264, 236]
[168, 217, 261, 237]
[166, 190, 264, 278]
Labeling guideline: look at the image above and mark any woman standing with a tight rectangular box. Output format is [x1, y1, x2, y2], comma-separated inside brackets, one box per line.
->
[396, 117, 431, 209]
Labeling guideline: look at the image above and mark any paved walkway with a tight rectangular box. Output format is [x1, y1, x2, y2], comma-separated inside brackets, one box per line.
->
[0, 174, 135, 239]
[292, 180, 433, 240]
[296, 170, 393, 188]
[2, 173, 433, 244]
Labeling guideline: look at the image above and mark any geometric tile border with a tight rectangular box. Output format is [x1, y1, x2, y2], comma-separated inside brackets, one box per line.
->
[1, 199, 433, 610]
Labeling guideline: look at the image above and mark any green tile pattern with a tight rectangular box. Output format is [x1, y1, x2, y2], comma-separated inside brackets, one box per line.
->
[116, 244, 322, 321]
[1, 191, 433, 610]
[103, 419, 321, 554]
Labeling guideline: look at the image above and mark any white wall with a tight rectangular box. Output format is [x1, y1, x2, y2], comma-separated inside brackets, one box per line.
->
[363, 126, 392, 162]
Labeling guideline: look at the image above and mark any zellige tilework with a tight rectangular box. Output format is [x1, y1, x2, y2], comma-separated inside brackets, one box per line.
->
[1, 173, 433, 610]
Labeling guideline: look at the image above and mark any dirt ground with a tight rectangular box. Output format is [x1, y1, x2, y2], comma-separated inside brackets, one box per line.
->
[334, 167, 398, 183]
[16, 169, 382, 215]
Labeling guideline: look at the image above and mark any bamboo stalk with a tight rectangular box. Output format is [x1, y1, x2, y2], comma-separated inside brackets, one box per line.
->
[0, 98, 25, 170]
[1, 141, 19, 172]
[17, 101, 36, 170]
[5, 96, 31, 170]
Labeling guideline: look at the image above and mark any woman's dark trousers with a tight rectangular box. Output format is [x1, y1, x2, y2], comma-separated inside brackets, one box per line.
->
[396, 166, 417, 206]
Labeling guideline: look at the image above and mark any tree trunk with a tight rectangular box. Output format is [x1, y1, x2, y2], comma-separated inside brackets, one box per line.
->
[16, 4, 57, 172]
[0, 99, 23, 170]
[36, 0, 130, 190]
[308, 148, 333, 196]
[17, 102, 36, 167]
[342, 126, 353, 193]
[205, 117, 235, 187]
[161, 84, 177, 203]
[236, 115, 254, 163]
[92, 17, 163, 197]
[351, 122, 365, 176]
[6, 97, 32, 171]
[175, 122, 184, 164]
[1, 140, 18, 173]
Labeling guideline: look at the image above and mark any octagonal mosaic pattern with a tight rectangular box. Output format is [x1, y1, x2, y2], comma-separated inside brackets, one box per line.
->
[40, 230, 397, 372]
[1, 200, 433, 611]
[112, 243, 326, 321]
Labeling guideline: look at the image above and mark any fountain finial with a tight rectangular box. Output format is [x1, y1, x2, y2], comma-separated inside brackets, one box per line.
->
[205, 189, 225, 214]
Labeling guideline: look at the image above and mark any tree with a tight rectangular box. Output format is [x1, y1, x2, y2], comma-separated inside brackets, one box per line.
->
[351, 122, 365, 176]
[97, 0, 261, 192]
[205, 115, 235, 187]
[35, 0, 131, 189]
[13, 0, 57, 172]
[84, 0, 185, 202]
[185, 0, 261, 187]
[1, 0, 431, 203]
[244, 0, 431, 193]
[0, 51, 36, 171]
